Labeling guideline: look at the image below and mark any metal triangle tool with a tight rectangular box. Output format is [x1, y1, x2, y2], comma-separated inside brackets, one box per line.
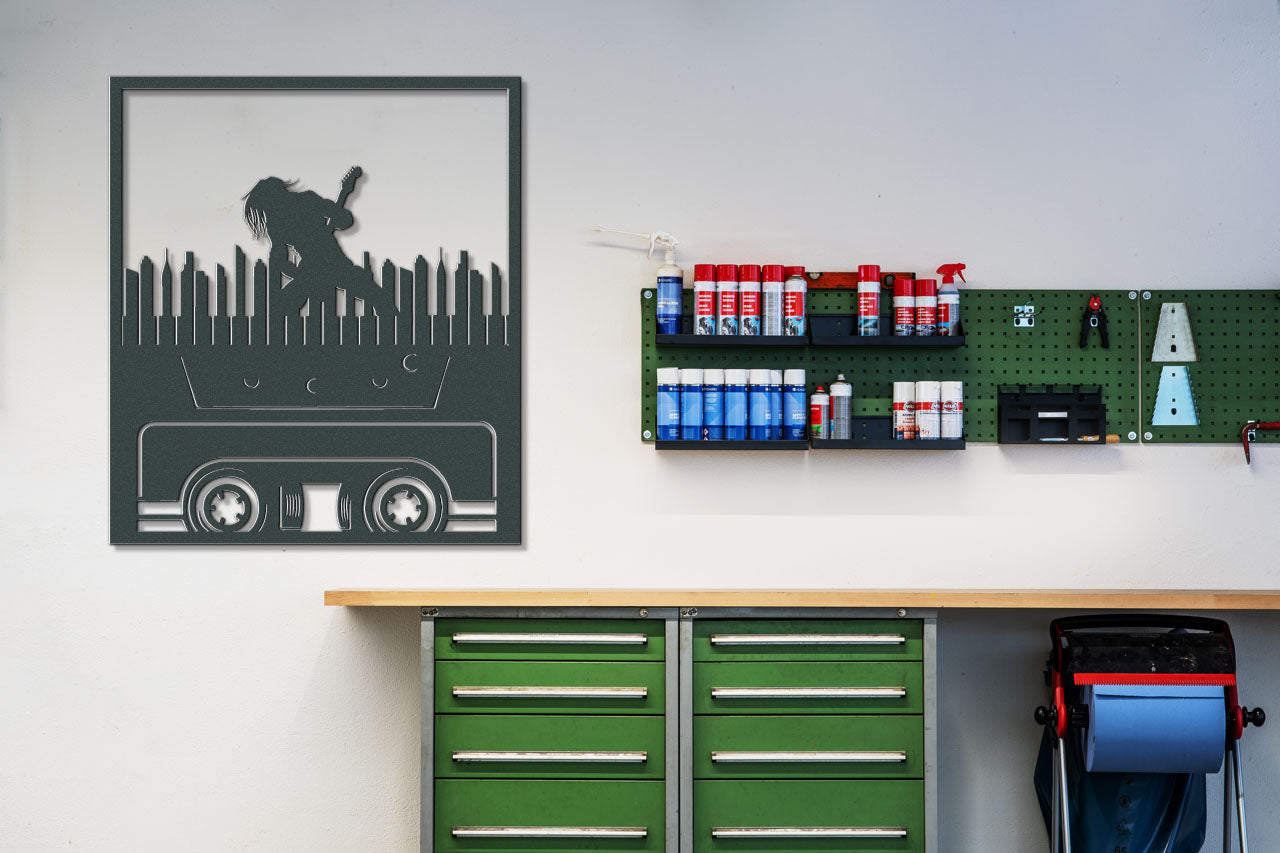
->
[1150, 302, 1197, 362]
[1151, 365, 1198, 425]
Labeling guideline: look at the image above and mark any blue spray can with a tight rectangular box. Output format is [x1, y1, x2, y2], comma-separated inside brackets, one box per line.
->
[680, 368, 704, 440]
[768, 369, 783, 440]
[703, 368, 725, 440]
[783, 368, 807, 440]
[656, 367, 681, 440]
[724, 369, 748, 441]
[748, 368, 771, 440]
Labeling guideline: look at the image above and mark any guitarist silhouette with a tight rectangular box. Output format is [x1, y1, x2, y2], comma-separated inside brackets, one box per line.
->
[243, 166, 398, 318]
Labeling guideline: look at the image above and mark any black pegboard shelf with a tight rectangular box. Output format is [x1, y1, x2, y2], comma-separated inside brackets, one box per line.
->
[655, 440, 809, 451]
[809, 334, 966, 348]
[811, 438, 965, 450]
[656, 334, 807, 348]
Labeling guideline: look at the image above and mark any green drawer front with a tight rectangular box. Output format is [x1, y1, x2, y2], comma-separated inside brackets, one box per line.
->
[693, 620, 922, 662]
[437, 779, 665, 853]
[693, 662, 922, 715]
[436, 715, 665, 779]
[693, 716, 923, 780]
[438, 660, 665, 715]
[694, 780, 923, 853]
[437, 618, 665, 662]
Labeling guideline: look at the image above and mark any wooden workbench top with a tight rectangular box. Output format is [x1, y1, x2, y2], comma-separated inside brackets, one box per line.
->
[324, 589, 1280, 610]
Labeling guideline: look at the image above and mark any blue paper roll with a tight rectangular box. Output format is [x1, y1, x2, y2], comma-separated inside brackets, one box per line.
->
[1084, 684, 1225, 774]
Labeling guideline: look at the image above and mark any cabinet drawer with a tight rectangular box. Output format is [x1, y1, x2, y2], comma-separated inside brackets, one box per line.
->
[436, 715, 665, 779]
[437, 660, 665, 715]
[694, 620, 922, 662]
[693, 715, 923, 780]
[437, 618, 665, 662]
[436, 779, 665, 853]
[694, 779, 923, 853]
[693, 662, 921, 715]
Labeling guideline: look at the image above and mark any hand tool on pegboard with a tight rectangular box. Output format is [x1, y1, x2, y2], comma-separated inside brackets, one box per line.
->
[1240, 420, 1280, 464]
[1078, 295, 1108, 349]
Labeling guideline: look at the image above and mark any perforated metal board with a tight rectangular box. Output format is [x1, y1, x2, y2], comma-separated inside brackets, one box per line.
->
[641, 288, 1142, 444]
[1141, 290, 1280, 443]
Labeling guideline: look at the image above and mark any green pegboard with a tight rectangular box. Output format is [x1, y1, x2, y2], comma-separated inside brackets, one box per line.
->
[1141, 290, 1280, 442]
[641, 288, 1142, 443]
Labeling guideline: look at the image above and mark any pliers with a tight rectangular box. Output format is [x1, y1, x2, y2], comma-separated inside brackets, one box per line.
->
[1241, 420, 1280, 464]
[1079, 295, 1109, 349]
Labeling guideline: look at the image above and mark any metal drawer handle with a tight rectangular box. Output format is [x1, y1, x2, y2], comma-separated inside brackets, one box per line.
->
[711, 750, 907, 763]
[452, 686, 648, 699]
[452, 826, 648, 838]
[711, 827, 907, 839]
[710, 687, 906, 699]
[453, 750, 648, 763]
[452, 632, 648, 645]
[710, 633, 905, 646]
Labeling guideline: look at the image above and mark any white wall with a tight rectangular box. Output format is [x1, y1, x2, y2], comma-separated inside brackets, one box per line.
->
[2, 1, 1279, 849]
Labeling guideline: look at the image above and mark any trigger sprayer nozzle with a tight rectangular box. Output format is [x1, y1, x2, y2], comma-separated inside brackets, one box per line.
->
[591, 226, 681, 263]
[937, 263, 967, 284]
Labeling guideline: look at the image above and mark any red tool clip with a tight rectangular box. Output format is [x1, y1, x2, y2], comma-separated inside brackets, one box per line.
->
[1240, 420, 1280, 464]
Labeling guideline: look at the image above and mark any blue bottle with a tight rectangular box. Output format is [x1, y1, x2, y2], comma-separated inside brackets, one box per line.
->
[724, 369, 748, 441]
[783, 368, 807, 440]
[655, 367, 681, 440]
[748, 368, 771, 440]
[680, 368, 704, 440]
[768, 369, 783, 440]
[702, 368, 725, 440]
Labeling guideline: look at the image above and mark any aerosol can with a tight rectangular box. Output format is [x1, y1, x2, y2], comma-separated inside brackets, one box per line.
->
[592, 226, 683, 334]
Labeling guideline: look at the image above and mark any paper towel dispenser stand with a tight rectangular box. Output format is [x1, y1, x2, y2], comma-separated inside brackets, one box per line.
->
[1034, 614, 1264, 853]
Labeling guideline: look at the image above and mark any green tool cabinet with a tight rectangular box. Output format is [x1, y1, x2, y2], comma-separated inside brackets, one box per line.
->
[421, 608, 936, 853]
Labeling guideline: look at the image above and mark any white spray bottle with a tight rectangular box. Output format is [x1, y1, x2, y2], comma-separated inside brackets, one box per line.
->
[592, 227, 683, 334]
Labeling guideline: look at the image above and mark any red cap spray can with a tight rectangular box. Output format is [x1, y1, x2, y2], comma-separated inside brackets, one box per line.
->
[783, 266, 807, 336]
[915, 278, 938, 337]
[716, 264, 739, 336]
[857, 265, 881, 336]
[893, 276, 916, 337]
[738, 264, 761, 336]
[693, 264, 716, 335]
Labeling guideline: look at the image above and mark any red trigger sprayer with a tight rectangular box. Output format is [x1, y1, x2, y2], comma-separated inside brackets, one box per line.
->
[936, 263, 966, 336]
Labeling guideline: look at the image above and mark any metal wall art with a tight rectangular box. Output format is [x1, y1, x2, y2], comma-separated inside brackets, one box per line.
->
[111, 77, 522, 544]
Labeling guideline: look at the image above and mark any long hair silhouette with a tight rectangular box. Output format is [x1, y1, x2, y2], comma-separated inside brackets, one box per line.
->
[242, 169, 397, 318]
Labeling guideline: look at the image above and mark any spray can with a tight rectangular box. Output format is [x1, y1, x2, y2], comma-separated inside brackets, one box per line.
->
[716, 264, 739, 336]
[762, 265, 784, 336]
[809, 386, 831, 440]
[829, 373, 853, 440]
[703, 368, 725, 440]
[941, 380, 964, 439]
[892, 381, 916, 440]
[748, 368, 772, 440]
[680, 368, 704, 440]
[768, 369, 783, 440]
[693, 264, 716, 335]
[656, 367, 682, 440]
[936, 263, 965, 336]
[724, 369, 748, 440]
[915, 380, 941, 440]
[915, 279, 938, 336]
[783, 266, 808, 336]
[783, 368, 807, 440]
[893, 276, 916, 336]
[738, 265, 761, 336]
[857, 265, 881, 336]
